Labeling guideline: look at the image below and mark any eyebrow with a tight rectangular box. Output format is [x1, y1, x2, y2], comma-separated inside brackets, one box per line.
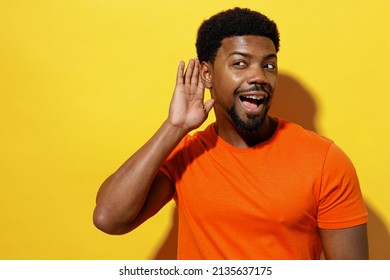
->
[228, 51, 277, 60]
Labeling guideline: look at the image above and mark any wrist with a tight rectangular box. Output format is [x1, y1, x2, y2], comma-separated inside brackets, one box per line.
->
[162, 119, 190, 141]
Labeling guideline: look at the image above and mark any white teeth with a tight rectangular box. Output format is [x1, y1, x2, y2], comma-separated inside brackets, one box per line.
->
[246, 96, 264, 100]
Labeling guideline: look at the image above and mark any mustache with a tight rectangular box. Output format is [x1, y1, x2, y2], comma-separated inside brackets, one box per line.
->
[234, 84, 269, 96]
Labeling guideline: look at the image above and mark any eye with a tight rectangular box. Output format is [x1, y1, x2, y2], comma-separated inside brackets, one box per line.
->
[263, 63, 276, 70]
[233, 60, 247, 68]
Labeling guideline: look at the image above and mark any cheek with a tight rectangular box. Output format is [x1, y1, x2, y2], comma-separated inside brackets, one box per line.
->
[211, 68, 248, 103]
[213, 73, 241, 95]
[268, 73, 278, 89]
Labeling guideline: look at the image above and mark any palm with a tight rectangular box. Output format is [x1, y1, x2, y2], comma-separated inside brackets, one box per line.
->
[168, 59, 214, 132]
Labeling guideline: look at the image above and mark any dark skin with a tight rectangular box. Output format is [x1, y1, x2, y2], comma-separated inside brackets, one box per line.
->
[200, 36, 279, 147]
[201, 36, 368, 259]
[93, 35, 368, 259]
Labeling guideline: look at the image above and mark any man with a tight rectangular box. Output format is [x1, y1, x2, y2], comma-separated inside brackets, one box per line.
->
[93, 7, 368, 259]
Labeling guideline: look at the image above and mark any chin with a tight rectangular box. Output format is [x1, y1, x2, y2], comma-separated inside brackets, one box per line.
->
[229, 106, 269, 134]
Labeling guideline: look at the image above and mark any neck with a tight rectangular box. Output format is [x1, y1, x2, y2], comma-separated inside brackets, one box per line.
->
[215, 115, 278, 148]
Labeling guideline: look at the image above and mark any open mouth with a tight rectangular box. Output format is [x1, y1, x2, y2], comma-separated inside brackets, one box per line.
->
[239, 95, 265, 110]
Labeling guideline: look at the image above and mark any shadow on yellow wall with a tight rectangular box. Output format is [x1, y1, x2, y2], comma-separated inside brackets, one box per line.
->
[152, 73, 390, 260]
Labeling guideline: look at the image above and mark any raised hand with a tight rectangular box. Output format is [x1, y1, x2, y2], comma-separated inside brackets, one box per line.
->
[167, 59, 214, 133]
[94, 60, 214, 235]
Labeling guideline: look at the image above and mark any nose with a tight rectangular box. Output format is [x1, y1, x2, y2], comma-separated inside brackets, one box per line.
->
[246, 66, 269, 85]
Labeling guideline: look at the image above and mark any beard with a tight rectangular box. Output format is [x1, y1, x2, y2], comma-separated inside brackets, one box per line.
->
[227, 104, 270, 134]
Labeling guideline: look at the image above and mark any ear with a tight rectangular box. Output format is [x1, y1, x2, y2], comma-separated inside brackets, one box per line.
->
[200, 61, 213, 88]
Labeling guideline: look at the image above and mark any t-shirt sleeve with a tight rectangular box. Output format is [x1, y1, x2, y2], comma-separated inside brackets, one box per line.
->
[317, 142, 368, 229]
[160, 151, 177, 184]
[160, 158, 174, 183]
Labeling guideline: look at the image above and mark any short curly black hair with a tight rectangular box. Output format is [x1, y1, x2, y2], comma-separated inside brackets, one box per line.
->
[196, 7, 280, 64]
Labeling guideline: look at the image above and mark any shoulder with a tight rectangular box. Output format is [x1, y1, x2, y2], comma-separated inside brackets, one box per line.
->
[165, 123, 216, 160]
[274, 118, 333, 153]
[161, 123, 216, 181]
[180, 123, 217, 149]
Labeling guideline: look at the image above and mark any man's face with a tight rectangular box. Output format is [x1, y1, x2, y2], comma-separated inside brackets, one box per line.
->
[203, 35, 278, 133]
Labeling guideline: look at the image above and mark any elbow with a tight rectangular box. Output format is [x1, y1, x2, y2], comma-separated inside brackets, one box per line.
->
[93, 207, 117, 234]
[93, 206, 131, 235]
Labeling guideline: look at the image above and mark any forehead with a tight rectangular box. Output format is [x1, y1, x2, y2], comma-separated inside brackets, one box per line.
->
[217, 35, 276, 58]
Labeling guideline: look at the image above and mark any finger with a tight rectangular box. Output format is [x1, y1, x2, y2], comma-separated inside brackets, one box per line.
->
[184, 59, 194, 85]
[204, 99, 215, 113]
[195, 74, 205, 98]
[191, 59, 200, 86]
[196, 67, 205, 92]
[176, 61, 185, 85]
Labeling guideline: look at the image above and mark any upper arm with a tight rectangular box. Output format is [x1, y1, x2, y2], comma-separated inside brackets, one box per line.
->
[319, 223, 369, 259]
[127, 170, 175, 232]
[318, 143, 368, 259]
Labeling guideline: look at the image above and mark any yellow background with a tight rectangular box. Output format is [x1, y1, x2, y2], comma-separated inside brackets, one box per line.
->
[1, 0, 389, 259]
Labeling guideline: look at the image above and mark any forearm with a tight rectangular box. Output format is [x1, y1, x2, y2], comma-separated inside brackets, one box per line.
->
[94, 59, 213, 234]
[93, 120, 187, 234]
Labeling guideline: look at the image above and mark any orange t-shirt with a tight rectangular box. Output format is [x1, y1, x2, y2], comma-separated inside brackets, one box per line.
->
[160, 119, 367, 259]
